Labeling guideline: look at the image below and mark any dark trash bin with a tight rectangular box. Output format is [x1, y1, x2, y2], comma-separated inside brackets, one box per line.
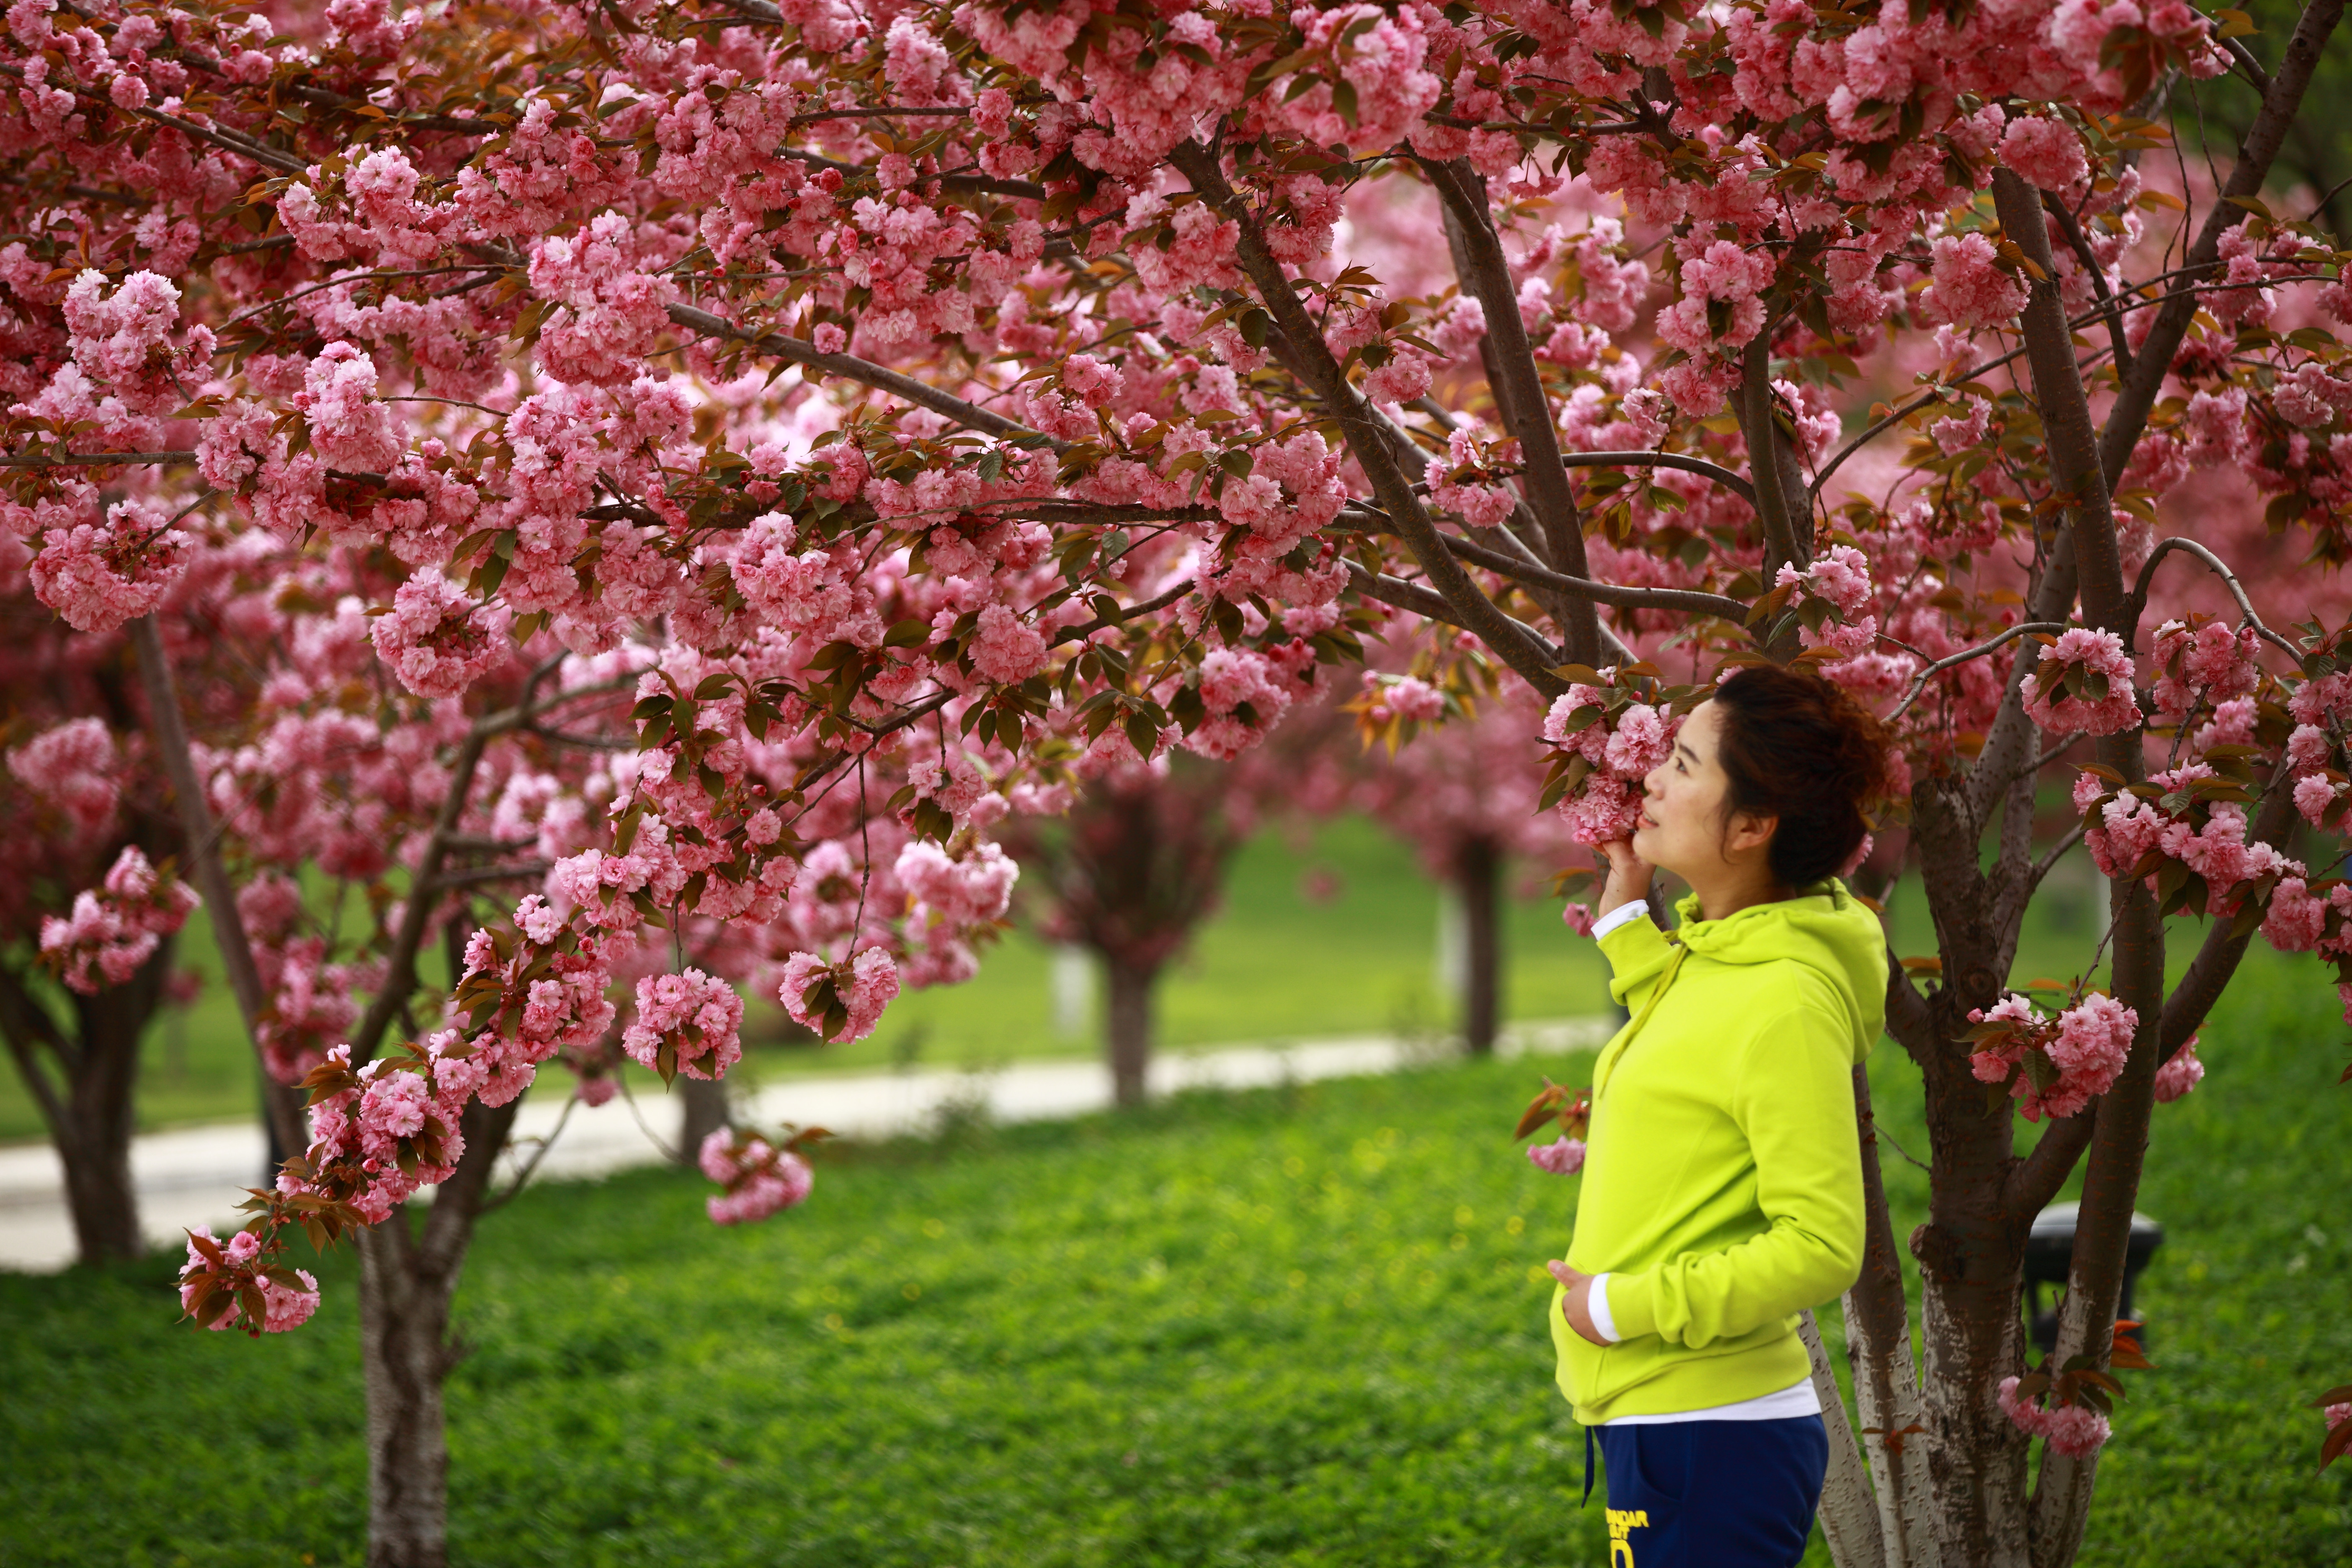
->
[2024, 1201, 2164, 1355]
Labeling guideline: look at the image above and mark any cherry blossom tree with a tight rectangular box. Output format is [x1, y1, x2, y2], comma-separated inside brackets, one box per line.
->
[1, 680, 195, 1263]
[7, 0, 2352, 1563]
[1349, 645, 1586, 1052]
[1000, 750, 1258, 1104]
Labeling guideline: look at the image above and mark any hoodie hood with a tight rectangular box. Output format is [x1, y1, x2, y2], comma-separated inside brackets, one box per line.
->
[1669, 879, 1887, 1064]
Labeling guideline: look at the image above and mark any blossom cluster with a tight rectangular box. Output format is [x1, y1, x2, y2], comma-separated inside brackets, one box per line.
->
[1527, 1135, 1587, 1175]
[698, 1127, 817, 1226]
[2076, 764, 2295, 920]
[38, 846, 199, 995]
[622, 967, 745, 1082]
[2023, 629, 2142, 738]
[778, 947, 902, 1044]
[1965, 992, 2137, 1123]
[1998, 1374, 2112, 1459]
[288, 1037, 480, 1225]
[1540, 671, 1680, 847]
[2153, 1038, 2205, 1104]
[175, 1226, 321, 1336]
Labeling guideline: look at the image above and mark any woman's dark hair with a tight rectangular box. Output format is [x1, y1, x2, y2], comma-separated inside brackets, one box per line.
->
[1711, 663, 1893, 889]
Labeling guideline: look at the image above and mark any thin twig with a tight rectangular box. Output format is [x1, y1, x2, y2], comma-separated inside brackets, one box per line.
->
[1888, 623, 2068, 720]
[616, 1067, 683, 1163]
[477, 1090, 578, 1215]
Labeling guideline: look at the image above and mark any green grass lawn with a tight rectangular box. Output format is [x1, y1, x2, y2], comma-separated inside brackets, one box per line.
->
[5, 942, 2347, 1566]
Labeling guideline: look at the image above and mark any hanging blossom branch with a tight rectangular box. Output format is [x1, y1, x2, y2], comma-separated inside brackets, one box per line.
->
[2120, 536, 2303, 658]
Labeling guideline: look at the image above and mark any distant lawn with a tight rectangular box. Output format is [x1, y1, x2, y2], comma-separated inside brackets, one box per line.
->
[4, 946, 2346, 1566]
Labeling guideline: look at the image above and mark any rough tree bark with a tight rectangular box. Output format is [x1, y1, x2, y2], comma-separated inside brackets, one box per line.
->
[0, 939, 173, 1264]
[1455, 836, 1501, 1055]
[1844, 1066, 1942, 1568]
[356, 1096, 521, 1568]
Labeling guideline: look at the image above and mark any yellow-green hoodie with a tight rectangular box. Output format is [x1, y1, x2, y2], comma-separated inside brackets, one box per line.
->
[1551, 881, 1885, 1425]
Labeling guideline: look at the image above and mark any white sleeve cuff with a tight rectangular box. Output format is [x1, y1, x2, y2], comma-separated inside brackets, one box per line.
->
[1586, 1273, 1620, 1343]
[1589, 902, 1651, 941]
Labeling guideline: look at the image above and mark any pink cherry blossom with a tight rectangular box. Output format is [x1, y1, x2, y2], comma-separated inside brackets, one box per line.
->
[39, 846, 199, 994]
[9, 717, 121, 834]
[2023, 629, 2142, 736]
[2154, 1040, 2205, 1103]
[369, 573, 506, 698]
[621, 968, 745, 1081]
[698, 1128, 815, 1226]
[177, 1226, 320, 1334]
[1921, 233, 2027, 333]
[1999, 1375, 2112, 1458]
[1527, 1135, 1587, 1175]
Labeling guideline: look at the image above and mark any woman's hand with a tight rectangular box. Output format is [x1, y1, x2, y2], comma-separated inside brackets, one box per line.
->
[1547, 1260, 1611, 1346]
[1594, 840, 1654, 920]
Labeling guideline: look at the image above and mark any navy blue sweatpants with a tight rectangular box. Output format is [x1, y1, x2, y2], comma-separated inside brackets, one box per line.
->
[1591, 1416, 1827, 1568]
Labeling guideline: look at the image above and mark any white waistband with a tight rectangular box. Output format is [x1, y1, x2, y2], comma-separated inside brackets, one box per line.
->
[1597, 1375, 1823, 1426]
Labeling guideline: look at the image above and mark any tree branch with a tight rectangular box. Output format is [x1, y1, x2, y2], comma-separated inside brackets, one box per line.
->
[2120, 535, 2301, 658]
[2097, 0, 2349, 490]
[664, 302, 1055, 446]
[1172, 138, 1567, 698]
[128, 615, 302, 1155]
[2018, 169, 2174, 1559]
[1344, 559, 1476, 630]
[348, 727, 491, 1067]
[1424, 155, 1601, 665]
[769, 143, 1046, 201]
[2048, 202, 2135, 378]
[1436, 531, 1752, 619]
[0, 963, 73, 1136]
[0, 450, 196, 469]
[1561, 450, 1758, 508]
[1739, 332, 1810, 589]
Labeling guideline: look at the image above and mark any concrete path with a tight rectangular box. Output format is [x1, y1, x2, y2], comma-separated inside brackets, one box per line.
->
[0, 1018, 1609, 1273]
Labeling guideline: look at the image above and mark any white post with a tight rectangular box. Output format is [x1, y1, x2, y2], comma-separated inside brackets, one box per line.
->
[1050, 944, 1094, 1040]
[1433, 884, 1466, 999]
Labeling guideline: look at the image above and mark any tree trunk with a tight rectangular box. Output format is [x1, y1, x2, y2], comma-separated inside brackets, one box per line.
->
[1455, 837, 1501, 1055]
[1804, 1308, 1887, 1568]
[60, 953, 159, 1263]
[1845, 1067, 1942, 1568]
[0, 938, 173, 1266]
[356, 1096, 519, 1568]
[1104, 953, 1156, 1108]
[676, 1074, 729, 1164]
[1912, 1026, 2035, 1568]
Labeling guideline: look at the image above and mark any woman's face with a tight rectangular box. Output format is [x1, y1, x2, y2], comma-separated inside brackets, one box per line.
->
[1632, 699, 1772, 885]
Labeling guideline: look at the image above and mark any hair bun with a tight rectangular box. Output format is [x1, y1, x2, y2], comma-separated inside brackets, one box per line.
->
[1712, 663, 1892, 887]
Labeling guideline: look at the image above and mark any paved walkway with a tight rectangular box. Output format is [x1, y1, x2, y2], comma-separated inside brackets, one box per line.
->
[0, 1019, 1609, 1273]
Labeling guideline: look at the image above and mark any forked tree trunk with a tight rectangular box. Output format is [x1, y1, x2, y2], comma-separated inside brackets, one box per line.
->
[1455, 836, 1501, 1055]
[356, 1096, 519, 1568]
[1104, 953, 1156, 1108]
[0, 939, 172, 1266]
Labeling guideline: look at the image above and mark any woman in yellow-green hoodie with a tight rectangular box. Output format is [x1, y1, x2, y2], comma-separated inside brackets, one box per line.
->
[1543, 663, 1890, 1568]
